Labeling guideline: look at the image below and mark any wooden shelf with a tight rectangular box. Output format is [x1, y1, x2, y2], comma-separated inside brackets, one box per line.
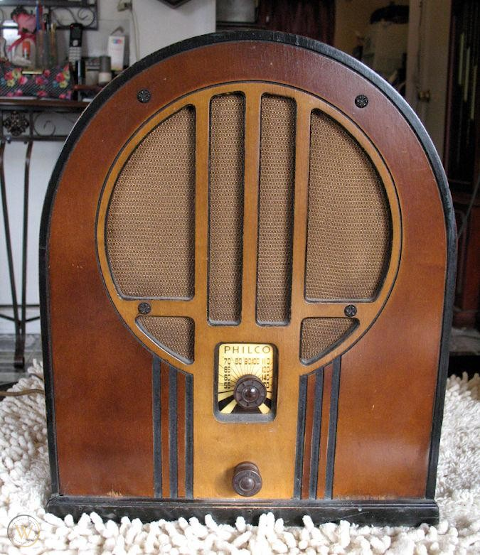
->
[0, 97, 89, 110]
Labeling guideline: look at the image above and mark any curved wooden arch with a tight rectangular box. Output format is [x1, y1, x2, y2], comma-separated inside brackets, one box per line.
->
[96, 82, 401, 375]
[40, 32, 455, 523]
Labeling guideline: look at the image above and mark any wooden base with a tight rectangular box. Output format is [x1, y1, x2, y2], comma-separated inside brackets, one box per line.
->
[46, 495, 439, 526]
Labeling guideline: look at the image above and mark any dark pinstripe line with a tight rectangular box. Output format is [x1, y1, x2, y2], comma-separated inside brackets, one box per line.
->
[185, 374, 194, 498]
[169, 366, 178, 498]
[152, 357, 162, 498]
[325, 357, 341, 499]
[293, 375, 308, 499]
[309, 367, 324, 498]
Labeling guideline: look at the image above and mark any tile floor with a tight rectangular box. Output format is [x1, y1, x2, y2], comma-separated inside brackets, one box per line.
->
[0, 328, 479, 387]
[0, 334, 42, 387]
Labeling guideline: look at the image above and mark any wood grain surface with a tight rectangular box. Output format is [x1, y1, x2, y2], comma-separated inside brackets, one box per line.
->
[46, 39, 447, 500]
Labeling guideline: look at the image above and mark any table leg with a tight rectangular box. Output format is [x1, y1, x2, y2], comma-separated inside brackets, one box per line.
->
[0, 140, 36, 368]
[0, 141, 21, 360]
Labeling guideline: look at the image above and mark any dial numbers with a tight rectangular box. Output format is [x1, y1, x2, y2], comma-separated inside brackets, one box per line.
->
[216, 343, 277, 421]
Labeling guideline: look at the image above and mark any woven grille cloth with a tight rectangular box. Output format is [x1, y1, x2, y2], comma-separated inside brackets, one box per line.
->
[106, 106, 196, 299]
[256, 95, 296, 324]
[137, 316, 194, 363]
[306, 110, 391, 300]
[208, 94, 245, 324]
[300, 318, 358, 363]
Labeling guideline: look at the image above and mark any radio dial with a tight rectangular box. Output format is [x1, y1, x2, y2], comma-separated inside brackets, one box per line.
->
[234, 375, 267, 409]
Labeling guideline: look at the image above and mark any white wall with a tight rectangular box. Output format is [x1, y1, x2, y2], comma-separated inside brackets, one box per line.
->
[406, 0, 451, 157]
[335, 0, 409, 56]
[130, 0, 215, 63]
[0, 142, 63, 333]
[335, 0, 451, 158]
[0, 0, 215, 333]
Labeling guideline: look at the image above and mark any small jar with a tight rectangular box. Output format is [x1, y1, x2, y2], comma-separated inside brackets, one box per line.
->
[98, 55, 112, 85]
[11, 36, 35, 68]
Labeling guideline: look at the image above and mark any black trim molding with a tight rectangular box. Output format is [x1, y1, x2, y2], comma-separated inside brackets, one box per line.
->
[294, 359, 342, 500]
[294, 374, 308, 498]
[46, 495, 439, 527]
[325, 359, 341, 499]
[152, 357, 194, 499]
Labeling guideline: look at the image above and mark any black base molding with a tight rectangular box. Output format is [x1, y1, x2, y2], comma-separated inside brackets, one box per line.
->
[46, 496, 439, 526]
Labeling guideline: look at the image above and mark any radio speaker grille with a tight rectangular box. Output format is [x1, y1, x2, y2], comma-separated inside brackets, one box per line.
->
[102, 87, 394, 365]
[305, 110, 391, 301]
[256, 95, 296, 324]
[208, 94, 245, 324]
[300, 318, 358, 364]
[136, 316, 195, 363]
[106, 106, 196, 299]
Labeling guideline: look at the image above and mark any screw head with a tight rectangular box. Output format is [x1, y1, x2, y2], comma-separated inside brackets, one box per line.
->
[138, 302, 151, 315]
[355, 94, 369, 108]
[137, 89, 151, 103]
[344, 304, 357, 318]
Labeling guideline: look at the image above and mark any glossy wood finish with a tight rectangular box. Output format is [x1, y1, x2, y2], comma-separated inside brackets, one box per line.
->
[297, 366, 327, 500]
[333, 108, 447, 499]
[159, 366, 170, 498]
[177, 372, 186, 499]
[301, 372, 316, 499]
[48, 214, 154, 496]
[43, 35, 452, 507]
[316, 366, 332, 499]
[96, 82, 400, 499]
[149, 359, 193, 499]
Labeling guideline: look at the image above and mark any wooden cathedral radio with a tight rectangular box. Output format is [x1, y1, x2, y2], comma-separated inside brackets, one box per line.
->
[40, 32, 455, 525]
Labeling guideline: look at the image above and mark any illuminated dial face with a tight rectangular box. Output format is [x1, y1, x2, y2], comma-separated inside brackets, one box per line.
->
[216, 343, 276, 421]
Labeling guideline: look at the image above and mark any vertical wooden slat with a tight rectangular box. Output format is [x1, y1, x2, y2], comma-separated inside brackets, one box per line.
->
[169, 366, 178, 497]
[317, 364, 332, 498]
[177, 373, 186, 498]
[293, 375, 308, 498]
[309, 367, 324, 498]
[194, 101, 209, 322]
[155, 362, 190, 500]
[290, 104, 312, 321]
[185, 374, 194, 499]
[153, 358, 162, 497]
[325, 358, 341, 498]
[301, 372, 316, 499]
[241, 92, 262, 325]
[160, 363, 170, 498]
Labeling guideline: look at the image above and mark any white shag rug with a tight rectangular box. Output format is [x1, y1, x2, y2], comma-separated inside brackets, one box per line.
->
[0, 361, 478, 554]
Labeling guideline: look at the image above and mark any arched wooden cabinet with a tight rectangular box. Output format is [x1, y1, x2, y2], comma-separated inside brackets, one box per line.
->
[40, 32, 456, 525]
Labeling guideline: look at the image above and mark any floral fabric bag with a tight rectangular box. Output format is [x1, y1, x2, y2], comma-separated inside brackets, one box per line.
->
[0, 62, 72, 99]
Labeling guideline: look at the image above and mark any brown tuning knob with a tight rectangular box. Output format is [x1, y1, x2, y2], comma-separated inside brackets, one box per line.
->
[233, 375, 267, 409]
[232, 462, 262, 497]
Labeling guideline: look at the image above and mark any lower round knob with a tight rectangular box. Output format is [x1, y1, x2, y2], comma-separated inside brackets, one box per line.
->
[232, 462, 262, 497]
